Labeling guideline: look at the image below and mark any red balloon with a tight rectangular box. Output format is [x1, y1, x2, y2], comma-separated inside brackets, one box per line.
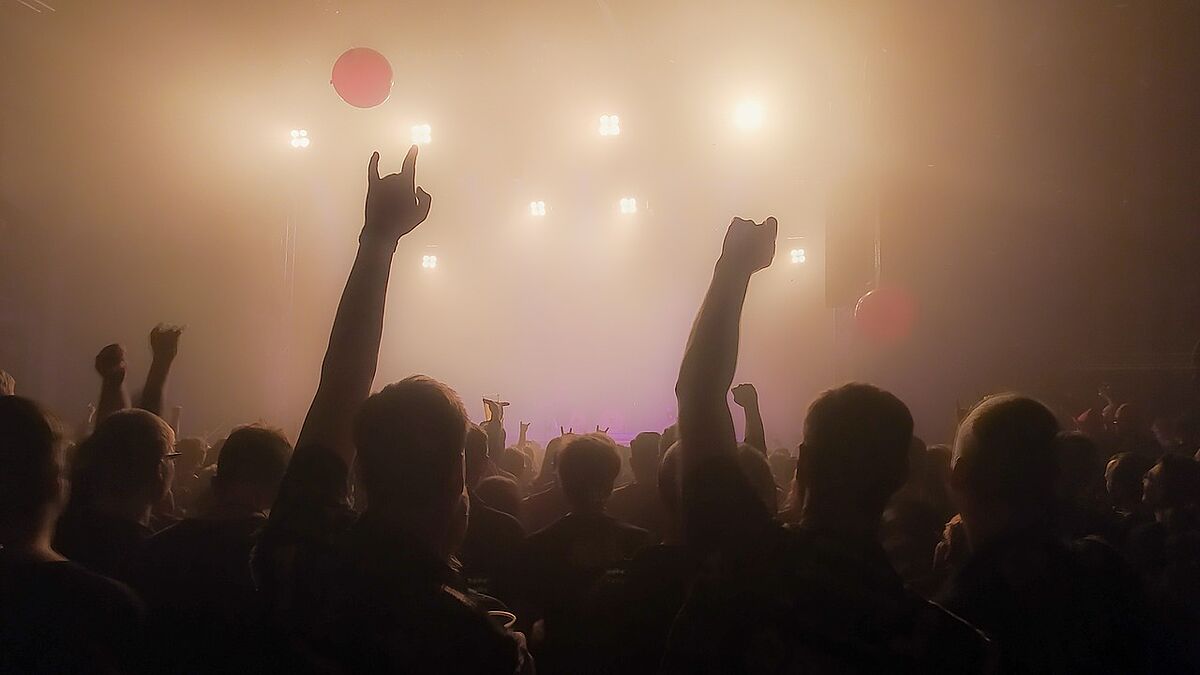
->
[854, 287, 917, 344]
[331, 48, 393, 108]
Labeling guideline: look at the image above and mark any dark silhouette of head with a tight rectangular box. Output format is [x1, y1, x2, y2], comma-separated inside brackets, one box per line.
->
[353, 375, 469, 555]
[659, 424, 679, 456]
[952, 394, 1059, 547]
[1113, 402, 1146, 440]
[0, 396, 66, 546]
[1142, 454, 1200, 516]
[767, 450, 795, 490]
[557, 433, 621, 514]
[497, 446, 529, 483]
[535, 434, 568, 485]
[630, 431, 663, 486]
[73, 408, 176, 519]
[212, 424, 291, 513]
[656, 440, 686, 544]
[1054, 431, 1103, 503]
[174, 436, 209, 475]
[800, 383, 913, 529]
[476, 475, 522, 520]
[464, 423, 488, 488]
[1105, 452, 1155, 512]
[1176, 410, 1200, 456]
[736, 443, 778, 513]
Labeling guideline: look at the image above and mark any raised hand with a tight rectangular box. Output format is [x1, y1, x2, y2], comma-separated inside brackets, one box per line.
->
[149, 324, 185, 362]
[95, 344, 128, 382]
[362, 146, 432, 247]
[483, 398, 510, 424]
[731, 383, 758, 408]
[94, 343, 130, 423]
[595, 425, 609, 434]
[141, 324, 184, 417]
[718, 216, 778, 277]
[0, 369, 14, 396]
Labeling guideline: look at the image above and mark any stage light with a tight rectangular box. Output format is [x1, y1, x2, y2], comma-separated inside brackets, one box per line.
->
[289, 129, 310, 149]
[411, 123, 432, 145]
[619, 197, 637, 214]
[790, 248, 806, 264]
[599, 114, 621, 137]
[530, 201, 547, 216]
[421, 254, 438, 269]
[733, 100, 764, 131]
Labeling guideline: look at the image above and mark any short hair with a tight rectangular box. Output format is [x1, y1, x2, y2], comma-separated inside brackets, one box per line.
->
[476, 475, 522, 520]
[557, 433, 621, 510]
[74, 409, 175, 504]
[630, 431, 663, 482]
[953, 394, 1059, 509]
[659, 425, 679, 456]
[802, 383, 913, 510]
[353, 375, 469, 507]
[658, 441, 683, 518]
[736, 444, 778, 513]
[215, 424, 291, 490]
[1055, 431, 1102, 498]
[1106, 452, 1155, 504]
[497, 446, 528, 480]
[0, 396, 64, 523]
[465, 423, 488, 461]
[174, 437, 209, 472]
[658, 441, 778, 520]
[1146, 454, 1200, 511]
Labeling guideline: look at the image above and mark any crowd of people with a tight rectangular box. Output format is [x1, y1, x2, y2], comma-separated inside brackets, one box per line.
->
[2, 145, 1199, 673]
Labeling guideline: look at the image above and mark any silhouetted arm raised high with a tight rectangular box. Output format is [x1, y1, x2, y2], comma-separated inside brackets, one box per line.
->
[295, 145, 432, 467]
[138, 324, 183, 417]
[675, 216, 777, 552]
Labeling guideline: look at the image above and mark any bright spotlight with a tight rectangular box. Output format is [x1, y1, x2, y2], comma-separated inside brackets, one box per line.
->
[530, 201, 547, 216]
[411, 124, 432, 145]
[599, 114, 621, 137]
[733, 101, 764, 131]
[619, 197, 638, 214]
[790, 248, 806, 264]
[421, 254, 438, 269]
[289, 129, 310, 149]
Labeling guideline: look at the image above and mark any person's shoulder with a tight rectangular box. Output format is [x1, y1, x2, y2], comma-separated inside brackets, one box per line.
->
[612, 517, 653, 544]
[471, 500, 527, 543]
[423, 584, 521, 669]
[42, 561, 145, 615]
[523, 484, 557, 505]
[911, 597, 996, 671]
[526, 513, 567, 542]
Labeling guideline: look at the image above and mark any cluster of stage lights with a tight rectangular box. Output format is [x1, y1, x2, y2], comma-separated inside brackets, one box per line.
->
[291, 100, 770, 269]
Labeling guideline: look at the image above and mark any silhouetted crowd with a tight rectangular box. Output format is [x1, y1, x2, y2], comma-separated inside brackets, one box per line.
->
[3, 147, 1199, 674]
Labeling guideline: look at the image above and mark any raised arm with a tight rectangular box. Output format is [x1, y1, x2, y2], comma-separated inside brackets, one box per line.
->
[94, 343, 131, 424]
[482, 398, 509, 460]
[675, 216, 777, 550]
[0, 370, 14, 396]
[732, 383, 766, 454]
[518, 420, 530, 448]
[294, 146, 432, 466]
[138, 324, 183, 417]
